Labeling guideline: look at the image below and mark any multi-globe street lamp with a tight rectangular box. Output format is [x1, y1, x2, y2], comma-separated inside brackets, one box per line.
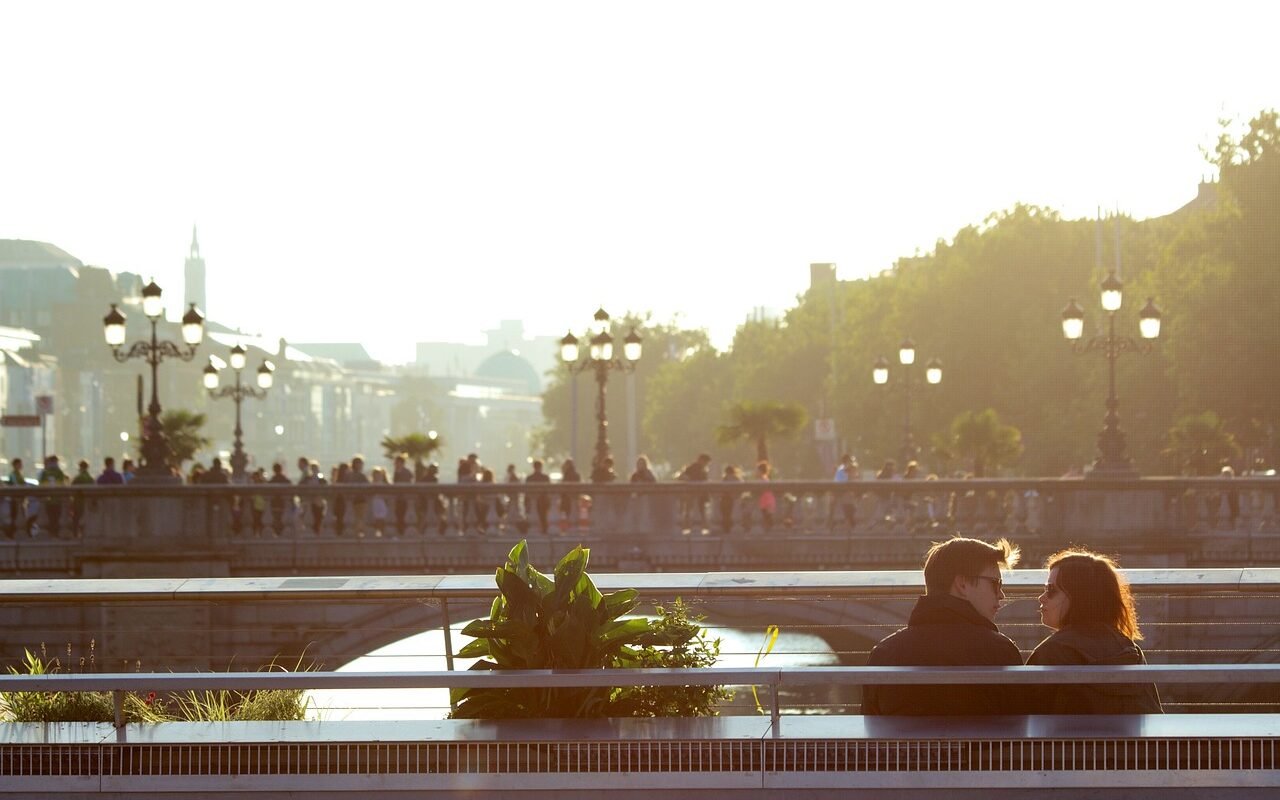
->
[1061, 270, 1162, 477]
[559, 308, 642, 483]
[872, 337, 942, 463]
[202, 344, 275, 482]
[103, 280, 205, 480]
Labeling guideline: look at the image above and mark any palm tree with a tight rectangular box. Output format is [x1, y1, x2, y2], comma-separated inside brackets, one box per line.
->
[1162, 411, 1240, 476]
[946, 408, 1023, 477]
[157, 410, 211, 469]
[380, 431, 443, 466]
[715, 400, 809, 464]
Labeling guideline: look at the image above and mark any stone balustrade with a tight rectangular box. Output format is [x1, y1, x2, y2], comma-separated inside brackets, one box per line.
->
[1, 478, 1277, 577]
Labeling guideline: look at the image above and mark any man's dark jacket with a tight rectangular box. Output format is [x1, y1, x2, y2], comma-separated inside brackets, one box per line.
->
[863, 593, 1023, 716]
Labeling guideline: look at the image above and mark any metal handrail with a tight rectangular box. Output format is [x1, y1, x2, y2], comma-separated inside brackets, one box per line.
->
[5, 665, 1279, 731]
[5, 664, 1279, 692]
[1, 475, 1277, 498]
[2, 568, 1279, 602]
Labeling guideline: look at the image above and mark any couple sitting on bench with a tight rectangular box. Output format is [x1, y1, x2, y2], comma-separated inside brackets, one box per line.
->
[863, 537, 1163, 716]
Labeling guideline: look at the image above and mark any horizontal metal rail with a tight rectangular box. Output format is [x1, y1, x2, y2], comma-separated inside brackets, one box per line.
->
[5, 665, 1278, 732]
[4, 664, 1280, 693]
[3, 476, 1278, 498]
[2, 568, 1279, 602]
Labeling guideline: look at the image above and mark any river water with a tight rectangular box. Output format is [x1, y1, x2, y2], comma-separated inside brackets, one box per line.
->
[306, 620, 841, 720]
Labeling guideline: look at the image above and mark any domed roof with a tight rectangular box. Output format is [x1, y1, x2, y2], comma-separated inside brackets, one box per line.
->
[475, 350, 541, 395]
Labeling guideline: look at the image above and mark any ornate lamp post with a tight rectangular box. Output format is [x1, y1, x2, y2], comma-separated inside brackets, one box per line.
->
[872, 337, 942, 463]
[103, 280, 204, 480]
[1061, 270, 1162, 478]
[559, 308, 642, 483]
[202, 345, 275, 482]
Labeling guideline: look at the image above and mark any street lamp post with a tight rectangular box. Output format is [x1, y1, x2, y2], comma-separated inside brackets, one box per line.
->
[872, 337, 942, 463]
[1061, 270, 1162, 478]
[202, 345, 275, 482]
[103, 280, 204, 480]
[559, 308, 642, 483]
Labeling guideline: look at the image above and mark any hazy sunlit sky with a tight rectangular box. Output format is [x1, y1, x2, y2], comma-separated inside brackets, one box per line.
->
[3, 2, 1275, 363]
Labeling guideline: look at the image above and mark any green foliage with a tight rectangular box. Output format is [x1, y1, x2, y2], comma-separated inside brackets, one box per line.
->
[715, 400, 809, 464]
[450, 541, 723, 719]
[170, 685, 310, 722]
[1162, 411, 1242, 475]
[380, 431, 443, 464]
[0, 644, 311, 723]
[557, 110, 1280, 476]
[1, 645, 164, 723]
[609, 600, 731, 718]
[945, 408, 1024, 477]
[157, 409, 211, 468]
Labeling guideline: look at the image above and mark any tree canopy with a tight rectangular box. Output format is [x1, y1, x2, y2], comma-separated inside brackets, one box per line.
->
[536, 110, 1280, 477]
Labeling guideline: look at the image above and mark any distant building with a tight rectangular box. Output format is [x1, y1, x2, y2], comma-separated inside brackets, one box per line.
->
[0, 240, 84, 332]
[745, 305, 782, 324]
[1166, 179, 1220, 217]
[184, 226, 207, 315]
[0, 325, 55, 465]
[809, 262, 837, 289]
[291, 342, 380, 371]
[415, 320, 558, 391]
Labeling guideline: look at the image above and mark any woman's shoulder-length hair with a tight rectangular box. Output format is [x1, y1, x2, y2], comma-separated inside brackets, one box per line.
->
[1046, 549, 1142, 640]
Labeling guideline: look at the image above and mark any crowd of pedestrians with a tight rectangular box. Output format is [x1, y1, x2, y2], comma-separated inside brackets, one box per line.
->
[0, 445, 1112, 541]
[4, 445, 1258, 540]
[3, 454, 135, 537]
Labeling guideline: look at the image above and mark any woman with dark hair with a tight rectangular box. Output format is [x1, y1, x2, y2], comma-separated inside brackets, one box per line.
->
[1028, 549, 1162, 713]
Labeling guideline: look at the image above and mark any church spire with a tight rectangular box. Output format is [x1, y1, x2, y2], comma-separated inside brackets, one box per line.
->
[185, 224, 207, 316]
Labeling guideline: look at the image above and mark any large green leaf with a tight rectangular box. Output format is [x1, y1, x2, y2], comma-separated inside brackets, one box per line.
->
[595, 617, 654, 649]
[601, 588, 640, 621]
[574, 572, 604, 610]
[460, 618, 527, 639]
[552, 546, 589, 607]
[529, 567, 554, 599]
[496, 568, 539, 625]
[509, 539, 530, 582]
[456, 639, 491, 659]
[548, 611, 592, 668]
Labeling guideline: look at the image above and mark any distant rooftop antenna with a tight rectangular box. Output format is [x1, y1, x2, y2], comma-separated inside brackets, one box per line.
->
[1095, 207, 1103, 270]
[1114, 205, 1122, 280]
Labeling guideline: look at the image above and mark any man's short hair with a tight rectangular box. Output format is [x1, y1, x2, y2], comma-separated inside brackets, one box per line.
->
[922, 536, 1020, 595]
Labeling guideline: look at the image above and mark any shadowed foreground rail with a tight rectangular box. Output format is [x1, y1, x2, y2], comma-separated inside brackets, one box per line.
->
[4, 666, 1280, 798]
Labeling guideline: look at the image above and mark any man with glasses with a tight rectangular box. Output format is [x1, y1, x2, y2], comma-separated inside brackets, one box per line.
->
[862, 536, 1023, 715]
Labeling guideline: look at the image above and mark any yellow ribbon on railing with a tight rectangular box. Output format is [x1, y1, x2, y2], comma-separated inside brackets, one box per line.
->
[751, 624, 780, 714]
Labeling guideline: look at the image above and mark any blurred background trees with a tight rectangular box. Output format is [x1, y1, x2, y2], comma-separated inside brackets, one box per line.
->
[535, 111, 1279, 478]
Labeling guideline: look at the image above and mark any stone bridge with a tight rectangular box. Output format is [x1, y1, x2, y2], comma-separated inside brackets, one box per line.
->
[1, 479, 1277, 581]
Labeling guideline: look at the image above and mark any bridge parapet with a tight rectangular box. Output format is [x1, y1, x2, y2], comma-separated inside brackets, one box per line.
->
[1, 478, 1277, 577]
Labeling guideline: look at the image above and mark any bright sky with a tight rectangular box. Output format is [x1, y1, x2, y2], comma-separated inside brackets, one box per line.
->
[2, 2, 1275, 363]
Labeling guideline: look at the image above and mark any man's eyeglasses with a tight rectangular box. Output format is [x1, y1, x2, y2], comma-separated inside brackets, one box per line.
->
[967, 575, 1003, 591]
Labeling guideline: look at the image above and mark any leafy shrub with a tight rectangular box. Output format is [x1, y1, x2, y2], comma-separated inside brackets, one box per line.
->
[0, 644, 310, 723]
[450, 540, 727, 719]
[610, 600, 732, 717]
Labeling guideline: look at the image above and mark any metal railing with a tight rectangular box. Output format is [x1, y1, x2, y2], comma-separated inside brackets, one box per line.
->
[5, 664, 1280, 733]
[3, 568, 1280, 716]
